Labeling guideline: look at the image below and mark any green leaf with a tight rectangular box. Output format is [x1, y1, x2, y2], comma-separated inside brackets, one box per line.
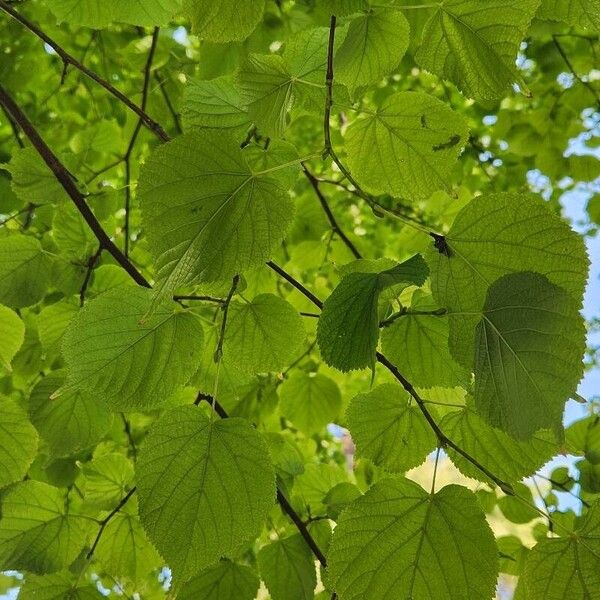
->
[429, 193, 588, 366]
[328, 478, 498, 600]
[183, 0, 264, 41]
[566, 415, 600, 463]
[441, 409, 559, 484]
[317, 254, 428, 371]
[49, 0, 178, 27]
[29, 372, 113, 458]
[346, 384, 437, 473]
[0, 304, 24, 371]
[280, 371, 342, 435]
[182, 76, 251, 132]
[323, 482, 362, 520]
[0, 235, 51, 308]
[345, 92, 468, 200]
[61, 286, 203, 411]
[36, 300, 79, 355]
[335, 8, 409, 91]
[537, 0, 600, 31]
[380, 290, 467, 388]
[0, 398, 38, 488]
[415, 0, 540, 101]
[223, 293, 305, 374]
[179, 560, 260, 600]
[81, 453, 134, 510]
[0, 481, 90, 574]
[136, 406, 275, 581]
[19, 571, 101, 599]
[473, 272, 585, 439]
[520, 502, 600, 599]
[258, 534, 317, 600]
[138, 130, 294, 300]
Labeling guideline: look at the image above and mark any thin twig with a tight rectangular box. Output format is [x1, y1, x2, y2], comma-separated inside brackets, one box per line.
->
[0, 103, 24, 147]
[0, 0, 170, 142]
[173, 295, 225, 304]
[79, 246, 102, 306]
[121, 413, 137, 459]
[214, 274, 240, 363]
[0, 83, 151, 289]
[155, 69, 183, 134]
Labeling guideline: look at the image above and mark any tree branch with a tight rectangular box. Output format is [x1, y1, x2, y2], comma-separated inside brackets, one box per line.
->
[214, 274, 240, 363]
[79, 246, 103, 306]
[0, 0, 170, 142]
[0, 83, 151, 289]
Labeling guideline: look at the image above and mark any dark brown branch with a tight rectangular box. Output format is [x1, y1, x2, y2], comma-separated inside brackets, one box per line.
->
[173, 295, 225, 304]
[0, 0, 170, 142]
[87, 487, 136, 560]
[267, 261, 324, 309]
[303, 166, 362, 259]
[154, 69, 183, 135]
[0, 83, 151, 288]
[79, 246, 102, 306]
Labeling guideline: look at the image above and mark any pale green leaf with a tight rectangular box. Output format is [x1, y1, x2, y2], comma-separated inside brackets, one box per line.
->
[0, 398, 38, 488]
[182, 76, 250, 132]
[380, 290, 467, 388]
[317, 254, 428, 371]
[179, 560, 260, 600]
[295, 463, 348, 513]
[415, 0, 540, 101]
[223, 293, 305, 374]
[81, 453, 134, 510]
[345, 92, 468, 200]
[335, 8, 409, 91]
[19, 571, 101, 599]
[29, 371, 113, 458]
[280, 371, 342, 435]
[36, 300, 79, 354]
[0, 235, 51, 308]
[346, 384, 436, 473]
[0, 481, 90, 574]
[441, 409, 559, 484]
[328, 478, 498, 600]
[258, 534, 316, 600]
[537, 0, 600, 31]
[473, 272, 585, 439]
[0, 304, 24, 371]
[136, 406, 276, 581]
[183, 0, 265, 41]
[61, 286, 204, 411]
[428, 193, 588, 366]
[139, 130, 294, 300]
[521, 502, 600, 599]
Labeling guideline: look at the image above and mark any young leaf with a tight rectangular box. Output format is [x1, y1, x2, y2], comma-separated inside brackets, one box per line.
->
[258, 534, 317, 600]
[138, 130, 294, 300]
[0, 304, 24, 371]
[473, 272, 585, 439]
[279, 371, 342, 435]
[335, 7, 410, 91]
[345, 92, 468, 200]
[136, 406, 276, 581]
[0, 398, 38, 488]
[223, 294, 305, 374]
[61, 286, 203, 411]
[328, 478, 498, 600]
[415, 0, 540, 101]
[346, 384, 437, 473]
[179, 560, 260, 600]
[317, 254, 428, 371]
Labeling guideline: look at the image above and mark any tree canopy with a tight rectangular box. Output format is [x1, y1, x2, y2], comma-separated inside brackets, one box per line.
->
[0, 0, 599, 598]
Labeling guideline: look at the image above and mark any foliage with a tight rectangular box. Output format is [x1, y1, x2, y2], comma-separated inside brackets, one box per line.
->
[0, 0, 599, 598]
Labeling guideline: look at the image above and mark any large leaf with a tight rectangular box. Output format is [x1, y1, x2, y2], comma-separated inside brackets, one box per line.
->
[258, 534, 316, 600]
[537, 0, 600, 30]
[428, 193, 588, 366]
[317, 254, 428, 371]
[0, 398, 38, 488]
[183, 0, 265, 41]
[0, 481, 90, 574]
[19, 571, 101, 599]
[0, 304, 24, 371]
[279, 371, 342, 435]
[179, 560, 260, 600]
[473, 272, 585, 439]
[415, 0, 540, 101]
[29, 372, 112, 457]
[328, 478, 498, 600]
[346, 384, 437, 473]
[345, 92, 468, 200]
[138, 130, 294, 300]
[223, 294, 305, 374]
[335, 7, 410, 91]
[0, 235, 51, 308]
[520, 502, 600, 599]
[61, 286, 203, 411]
[136, 406, 276, 581]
